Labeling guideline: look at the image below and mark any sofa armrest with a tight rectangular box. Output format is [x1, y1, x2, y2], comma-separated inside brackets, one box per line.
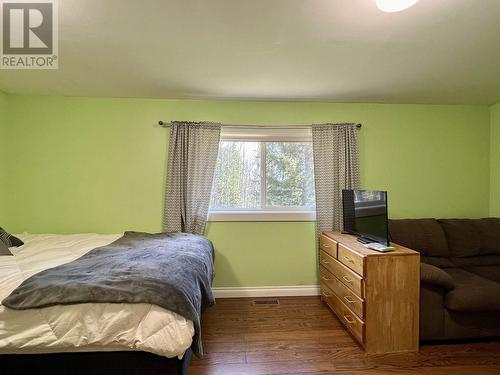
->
[420, 263, 455, 290]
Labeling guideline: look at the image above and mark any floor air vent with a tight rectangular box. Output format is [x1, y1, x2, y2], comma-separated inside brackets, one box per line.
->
[253, 299, 279, 305]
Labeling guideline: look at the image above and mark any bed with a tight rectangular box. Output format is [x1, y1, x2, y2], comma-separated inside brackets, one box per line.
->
[0, 232, 215, 374]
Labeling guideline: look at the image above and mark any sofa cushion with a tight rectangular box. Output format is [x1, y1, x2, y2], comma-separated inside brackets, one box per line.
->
[389, 219, 449, 257]
[451, 255, 500, 267]
[476, 218, 500, 254]
[420, 263, 455, 290]
[444, 268, 500, 312]
[438, 219, 481, 257]
[420, 256, 455, 268]
[444, 310, 500, 340]
[439, 218, 500, 257]
[463, 265, 500, 283]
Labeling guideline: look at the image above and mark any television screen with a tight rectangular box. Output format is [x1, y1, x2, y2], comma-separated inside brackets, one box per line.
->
[342, 189, 389, 246]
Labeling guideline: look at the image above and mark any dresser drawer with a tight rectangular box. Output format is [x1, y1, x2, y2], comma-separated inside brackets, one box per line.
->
[338, 244, 365, 276]
[320, 234, 338, 259]
[320, 265, 364, 319]
[336, 294, 365, 343]
[320, 250, 364, 298]
[321, 284, 365, 344]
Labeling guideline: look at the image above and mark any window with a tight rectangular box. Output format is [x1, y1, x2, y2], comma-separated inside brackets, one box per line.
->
[209, 127, 316, 221]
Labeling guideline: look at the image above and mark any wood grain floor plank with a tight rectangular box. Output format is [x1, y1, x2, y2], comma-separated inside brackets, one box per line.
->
[245, 337, 359, 352]
[191, 351, 246, 366]
[190, 360, 335, 375]
[246, 347, 365, 363]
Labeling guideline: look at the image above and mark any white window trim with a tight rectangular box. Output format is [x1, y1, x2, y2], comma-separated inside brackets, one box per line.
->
[208, 210, 316, 222]
[220, 126, 312, 142]
[209, 126, 316, 222]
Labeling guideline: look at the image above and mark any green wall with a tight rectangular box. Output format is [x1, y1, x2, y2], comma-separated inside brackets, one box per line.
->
[491, 103, 500, 216]
[2, 95, 492, 287]
[0, 91, 8, 223]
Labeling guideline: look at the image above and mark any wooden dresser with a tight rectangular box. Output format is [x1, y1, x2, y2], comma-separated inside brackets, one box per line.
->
[319, 231, 420, 354]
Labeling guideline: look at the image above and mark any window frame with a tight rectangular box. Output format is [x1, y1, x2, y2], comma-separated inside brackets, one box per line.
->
[208, 126, 316, 222]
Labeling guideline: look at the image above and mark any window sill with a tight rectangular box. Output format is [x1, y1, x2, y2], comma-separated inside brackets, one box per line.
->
[208, 210, 316, 222]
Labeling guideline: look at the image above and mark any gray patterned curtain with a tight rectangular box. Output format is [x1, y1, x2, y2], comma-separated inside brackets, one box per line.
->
[312, 123, 360, 234]
[163, 121, 221, 235]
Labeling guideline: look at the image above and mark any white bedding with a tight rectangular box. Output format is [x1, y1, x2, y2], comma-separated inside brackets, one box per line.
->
[0, 233, 194, 358]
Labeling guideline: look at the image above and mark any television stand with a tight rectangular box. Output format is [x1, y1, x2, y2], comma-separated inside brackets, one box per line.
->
[356, 236, 372, 244]
[319, 231, 420, 354]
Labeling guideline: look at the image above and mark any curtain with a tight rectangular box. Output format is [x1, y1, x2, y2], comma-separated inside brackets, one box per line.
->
[163, 121, 221, 235]
[312, 123, 360, 234]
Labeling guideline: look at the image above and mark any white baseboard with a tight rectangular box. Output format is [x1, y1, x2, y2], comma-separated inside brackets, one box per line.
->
[212, 285, 320, 298]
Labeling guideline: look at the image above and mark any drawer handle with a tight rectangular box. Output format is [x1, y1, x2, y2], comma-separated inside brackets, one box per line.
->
[321, 259, 330, 265]
[321, 275, 331, 281]
[322, 244, 331, 248]
[344, 315, 356, 324]
[322, 291, 331, 297]
[342, 276, 352, 284]
[343, 295, 355, 304]
[344, 256, 354, 264]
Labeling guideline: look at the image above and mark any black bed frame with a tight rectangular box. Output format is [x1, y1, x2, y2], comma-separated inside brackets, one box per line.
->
[0, 349, 192, 375]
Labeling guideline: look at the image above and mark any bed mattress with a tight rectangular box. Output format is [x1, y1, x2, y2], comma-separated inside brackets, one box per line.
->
[0, 233, 194, 358]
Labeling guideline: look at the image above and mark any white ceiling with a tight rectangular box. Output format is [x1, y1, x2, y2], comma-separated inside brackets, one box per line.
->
[1, 0, 499, 104]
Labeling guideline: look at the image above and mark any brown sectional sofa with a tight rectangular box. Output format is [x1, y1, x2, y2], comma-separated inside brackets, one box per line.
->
[388, 218, 500, 341]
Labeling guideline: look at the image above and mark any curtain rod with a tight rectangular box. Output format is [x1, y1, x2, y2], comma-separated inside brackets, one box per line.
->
[158, 121, 362, 129]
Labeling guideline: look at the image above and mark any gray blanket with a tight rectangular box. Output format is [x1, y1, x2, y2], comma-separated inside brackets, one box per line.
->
[2, 231, 215, 358]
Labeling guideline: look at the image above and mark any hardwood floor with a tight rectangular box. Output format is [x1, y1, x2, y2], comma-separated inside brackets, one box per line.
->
[191, 296, 500, 375]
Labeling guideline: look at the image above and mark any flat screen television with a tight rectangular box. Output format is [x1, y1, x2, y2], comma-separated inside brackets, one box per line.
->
[342, 189, 389, 246]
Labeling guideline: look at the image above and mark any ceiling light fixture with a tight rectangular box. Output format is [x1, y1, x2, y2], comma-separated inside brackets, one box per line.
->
[376, 0, 419, 13]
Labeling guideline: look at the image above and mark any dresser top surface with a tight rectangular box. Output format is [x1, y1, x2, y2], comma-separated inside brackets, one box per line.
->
[323, 231, 419, 257]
